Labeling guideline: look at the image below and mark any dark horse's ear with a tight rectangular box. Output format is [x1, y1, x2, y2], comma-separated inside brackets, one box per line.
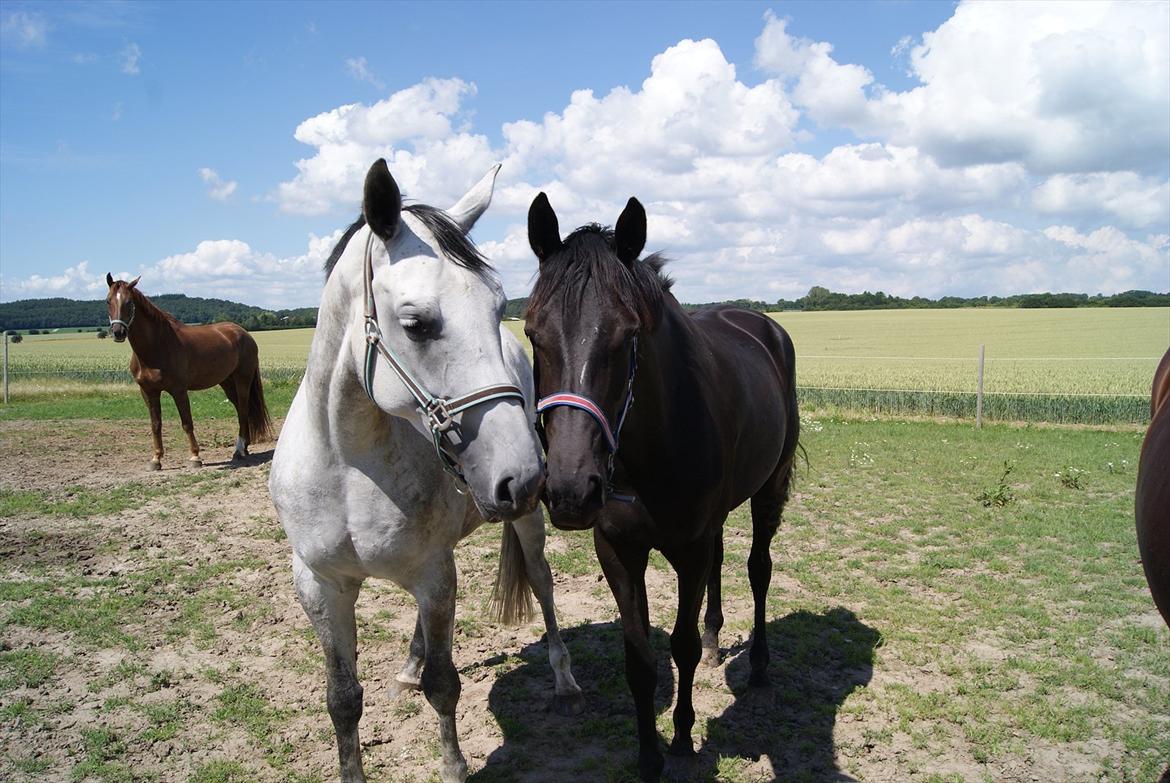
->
[614, 197, 646, 266]
[363, 158, 402, 241]
[106, 272, 114, 287]
[528, 192, 562, 263]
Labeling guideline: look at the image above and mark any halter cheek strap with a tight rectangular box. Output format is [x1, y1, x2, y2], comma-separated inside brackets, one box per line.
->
[360, 231, 526, 485]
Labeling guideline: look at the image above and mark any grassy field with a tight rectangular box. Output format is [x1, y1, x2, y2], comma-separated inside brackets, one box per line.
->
[0, 415, 1164, 782]
[2, 307, 1167, 423]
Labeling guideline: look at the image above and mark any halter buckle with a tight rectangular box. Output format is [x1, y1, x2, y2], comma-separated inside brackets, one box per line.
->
[364, 318, 382, 345]
[422, 399, 455, 433]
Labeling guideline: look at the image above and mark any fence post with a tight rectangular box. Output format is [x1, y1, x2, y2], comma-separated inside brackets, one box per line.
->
[976, 344, 985, 428]
[3, 332, 8, 405]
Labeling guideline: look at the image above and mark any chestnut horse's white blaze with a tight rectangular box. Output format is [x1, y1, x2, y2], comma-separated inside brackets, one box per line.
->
[269, 160, 581, 783]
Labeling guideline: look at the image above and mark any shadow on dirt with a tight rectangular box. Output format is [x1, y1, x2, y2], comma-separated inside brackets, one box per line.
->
[204, 448, 274, 470]
[693, 607, 881, 782]
[472, 607, 879, 782]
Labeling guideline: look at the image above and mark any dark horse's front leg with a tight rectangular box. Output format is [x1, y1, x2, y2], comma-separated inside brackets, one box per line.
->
[664, 528, 716, 757]
[594, 525, 661, 781]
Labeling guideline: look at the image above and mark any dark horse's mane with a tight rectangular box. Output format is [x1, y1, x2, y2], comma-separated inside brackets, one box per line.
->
[323, 204, 491, 280]
[526, 224, 672, 328]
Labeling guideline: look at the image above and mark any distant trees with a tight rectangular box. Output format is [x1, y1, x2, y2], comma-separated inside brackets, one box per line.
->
[783, 287, 1169, 312]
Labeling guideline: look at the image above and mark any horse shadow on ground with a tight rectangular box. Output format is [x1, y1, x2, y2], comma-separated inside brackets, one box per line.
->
[203, 448, 274, 470]
[470, 607, 879, 782]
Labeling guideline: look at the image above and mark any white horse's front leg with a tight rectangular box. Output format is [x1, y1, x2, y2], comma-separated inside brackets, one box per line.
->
[292, 555, 366, 783]
[414, 554, 468, 783]
[511, 510, 584, 715]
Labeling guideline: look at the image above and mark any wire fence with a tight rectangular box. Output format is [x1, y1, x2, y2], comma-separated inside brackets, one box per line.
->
[1, 365, 1151, 425]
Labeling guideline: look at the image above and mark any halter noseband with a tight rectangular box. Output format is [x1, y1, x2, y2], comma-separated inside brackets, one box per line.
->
[535, 336, 639, 502]
[361, 230, 526, 486]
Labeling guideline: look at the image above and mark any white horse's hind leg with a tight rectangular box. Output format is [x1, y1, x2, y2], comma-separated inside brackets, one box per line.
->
[511, 511, 584, 715]
[391, 614, 425, 695]
[414, 554, 468, 783]
[292, 555, 367, 783]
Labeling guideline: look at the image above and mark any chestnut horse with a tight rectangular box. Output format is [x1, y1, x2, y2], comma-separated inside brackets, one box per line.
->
[1136, 347, 1170, 627]
[105, 274, 271, 469]
[525, 194, 800, 781]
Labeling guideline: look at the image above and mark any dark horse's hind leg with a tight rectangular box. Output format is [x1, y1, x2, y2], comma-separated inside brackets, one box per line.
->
[747, 456, 794, 686]
[220, 373, 250, 460]
[700, 531, 724, 667]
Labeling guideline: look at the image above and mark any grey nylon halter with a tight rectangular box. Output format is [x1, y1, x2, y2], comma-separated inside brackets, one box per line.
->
[360, 230, 526, 484]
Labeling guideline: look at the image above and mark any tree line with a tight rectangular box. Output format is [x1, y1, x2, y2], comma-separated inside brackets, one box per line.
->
[0, 294, 318, 332]
[3, 287, 1166, 332]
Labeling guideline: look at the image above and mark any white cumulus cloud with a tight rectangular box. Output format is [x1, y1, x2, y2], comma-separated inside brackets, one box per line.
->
[198, 168, 238, 201]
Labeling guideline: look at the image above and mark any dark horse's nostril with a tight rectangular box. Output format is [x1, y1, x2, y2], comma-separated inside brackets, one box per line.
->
[585, 473, 603, 502]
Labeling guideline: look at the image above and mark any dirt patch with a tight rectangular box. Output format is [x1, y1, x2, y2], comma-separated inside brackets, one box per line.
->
[1, 418, 1165, 783]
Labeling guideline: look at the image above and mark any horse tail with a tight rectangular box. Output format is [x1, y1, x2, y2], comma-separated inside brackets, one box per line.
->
[247, 369, 273, 443]
[489, 521, 535, 626]
[775, 320, 804, 491]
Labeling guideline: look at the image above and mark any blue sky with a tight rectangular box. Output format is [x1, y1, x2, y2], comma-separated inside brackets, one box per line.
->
[1, 0, 1167, 308]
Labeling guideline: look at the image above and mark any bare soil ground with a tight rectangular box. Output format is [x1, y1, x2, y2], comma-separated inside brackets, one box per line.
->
[1, 417, 1166, 783]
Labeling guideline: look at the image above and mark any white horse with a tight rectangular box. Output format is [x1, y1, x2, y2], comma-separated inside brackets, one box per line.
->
[269, 159, 582, 783]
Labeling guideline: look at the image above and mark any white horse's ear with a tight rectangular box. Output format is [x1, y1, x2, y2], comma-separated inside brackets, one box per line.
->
[128, 276, 141, 289]
[447, 164, 501, 233]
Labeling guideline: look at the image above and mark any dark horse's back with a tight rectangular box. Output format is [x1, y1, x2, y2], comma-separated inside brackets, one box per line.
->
[1137, 347, 1170, 627]
[688, 305, 799, 510]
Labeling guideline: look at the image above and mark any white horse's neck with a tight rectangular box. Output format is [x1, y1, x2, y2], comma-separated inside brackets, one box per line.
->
[301, 227, 396, 452]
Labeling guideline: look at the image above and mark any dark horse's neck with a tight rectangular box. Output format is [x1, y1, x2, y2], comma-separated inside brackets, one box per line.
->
[616, 298, 713, 485]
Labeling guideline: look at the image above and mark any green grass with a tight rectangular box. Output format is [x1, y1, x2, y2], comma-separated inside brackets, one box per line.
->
[5, 309, 1166, 423]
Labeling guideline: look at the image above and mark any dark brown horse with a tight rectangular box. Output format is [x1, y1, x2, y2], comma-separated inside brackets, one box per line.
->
[105, 273, 271, 470]
[1136, 347, 1170, 627]
[525, 194, 800, 781]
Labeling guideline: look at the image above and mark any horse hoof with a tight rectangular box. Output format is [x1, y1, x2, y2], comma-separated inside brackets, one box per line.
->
[440, 756, 468, 783]
[638, 751, 665, 782]
[148, 461, 162, 472]
[232, 452, 248, 463]
[668, 735, 695, 757]
[390, 674, 421, 696]
[700, 647, 721, 667]
[552, 690, 584, 716]
[188, 458, 203, 468]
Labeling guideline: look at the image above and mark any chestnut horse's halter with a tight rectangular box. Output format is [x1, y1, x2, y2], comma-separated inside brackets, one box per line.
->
[535, 336, 639, 502]
[109, 295, 135, 332]
[360, 231, 526, 484]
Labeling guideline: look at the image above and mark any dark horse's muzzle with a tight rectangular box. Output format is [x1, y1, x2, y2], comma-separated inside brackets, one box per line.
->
[544, 460, 606, 530]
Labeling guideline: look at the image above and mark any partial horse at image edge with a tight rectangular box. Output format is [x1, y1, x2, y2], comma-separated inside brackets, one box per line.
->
[105, 274, 271, 469]
[1136, 346, 1170, 627]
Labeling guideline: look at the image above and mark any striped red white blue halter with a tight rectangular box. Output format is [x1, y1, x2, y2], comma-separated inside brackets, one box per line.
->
[360, 231, 526, 485]
[535, 336, 639, 501]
